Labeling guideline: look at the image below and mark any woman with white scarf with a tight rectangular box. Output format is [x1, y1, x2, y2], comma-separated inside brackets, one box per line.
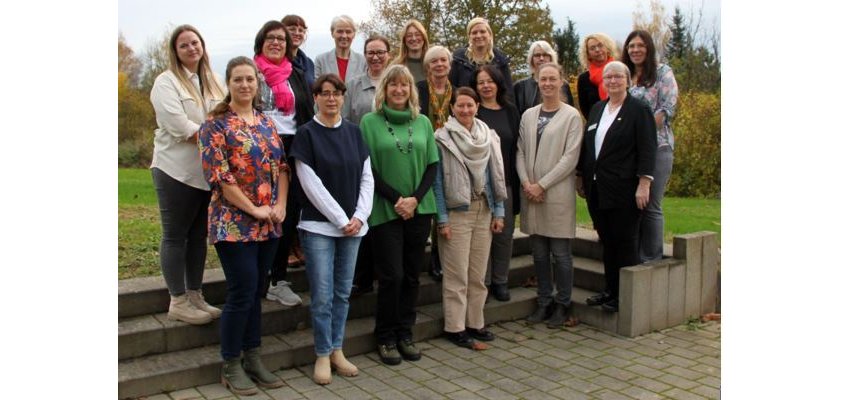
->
[433, 87, 506, 351]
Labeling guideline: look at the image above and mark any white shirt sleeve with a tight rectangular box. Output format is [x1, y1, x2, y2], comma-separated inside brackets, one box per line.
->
[150, 73, 201, 141]
[295, 159, 350, 229]
[353, 158, 374, 223]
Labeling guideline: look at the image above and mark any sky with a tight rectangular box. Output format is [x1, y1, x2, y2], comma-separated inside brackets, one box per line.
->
[118, 0, 721, 76]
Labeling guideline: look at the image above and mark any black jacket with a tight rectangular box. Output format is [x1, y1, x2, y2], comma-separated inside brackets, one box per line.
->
[577, 95, 656, 210]
[577, 71, 601, 120]
[513, 77, 574, 116]
[449, 47, 514, 97]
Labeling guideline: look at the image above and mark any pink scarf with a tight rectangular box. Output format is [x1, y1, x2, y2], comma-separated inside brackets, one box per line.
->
[254, 54, 294, 113]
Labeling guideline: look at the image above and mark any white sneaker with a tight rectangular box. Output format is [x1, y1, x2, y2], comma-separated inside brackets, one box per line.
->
[266, 281, 302, 306]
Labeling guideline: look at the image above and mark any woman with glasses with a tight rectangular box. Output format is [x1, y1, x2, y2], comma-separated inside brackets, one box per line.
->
[395, 19, 429, 83]
[513, 40, 574, 115]
[292, 73, 374, 385]
[577, 33, 618, 119]
[359, 64, 439, 366]
[621, 30, 679, 263]
[576, 61, 656, 313]
[343, 34, 392, 297]
[252, 20, 315, 308]
[281, 15, 315, 89]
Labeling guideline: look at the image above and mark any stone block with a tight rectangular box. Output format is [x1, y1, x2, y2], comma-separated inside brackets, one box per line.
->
[673, 234, 703, 319]
[648, 261, 670, 332]
[618, 265, 651, 337]
[570, 288, 618, 333]
[667, 263, 687, 327]
[701, 233, 720, 314]
[118, 315, 165, 360]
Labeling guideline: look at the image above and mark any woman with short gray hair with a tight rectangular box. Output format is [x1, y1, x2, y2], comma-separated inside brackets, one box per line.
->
[314, 15, 366, 82]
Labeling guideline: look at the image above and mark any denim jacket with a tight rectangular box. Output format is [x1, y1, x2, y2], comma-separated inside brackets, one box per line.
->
[433, 148, 505, 225]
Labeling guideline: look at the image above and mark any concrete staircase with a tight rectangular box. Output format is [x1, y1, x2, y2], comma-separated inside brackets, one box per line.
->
[117, 228, 719, 399]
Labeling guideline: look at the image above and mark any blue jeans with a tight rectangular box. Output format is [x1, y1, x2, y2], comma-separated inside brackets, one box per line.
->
[530, 235, 573, 308]
[299, 230, 362, 357]
[214, 239, 279, 360]
[639, 147, 674, 262]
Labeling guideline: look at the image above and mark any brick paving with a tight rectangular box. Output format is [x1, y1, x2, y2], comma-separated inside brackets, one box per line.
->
[135, 320, 721, 400]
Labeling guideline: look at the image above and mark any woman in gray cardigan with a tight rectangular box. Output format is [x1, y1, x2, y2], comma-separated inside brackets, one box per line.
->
[516, 63, 583, 329]
[314, 15, 366, 82]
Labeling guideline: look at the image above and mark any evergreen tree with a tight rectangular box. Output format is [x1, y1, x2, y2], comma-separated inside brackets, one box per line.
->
[552, 17, 580, 77]
[667, 6, 689, 61]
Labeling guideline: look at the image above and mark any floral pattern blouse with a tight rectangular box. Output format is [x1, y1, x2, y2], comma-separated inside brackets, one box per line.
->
[629, 64, 679, 150]
[198, 109, 288, 243]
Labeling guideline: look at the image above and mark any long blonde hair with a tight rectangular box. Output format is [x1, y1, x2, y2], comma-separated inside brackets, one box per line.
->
[167, 25, 225, 110]
[373, 64, 420, 120]
[465, 17, 495, 63]
[396, 19, 429, 65]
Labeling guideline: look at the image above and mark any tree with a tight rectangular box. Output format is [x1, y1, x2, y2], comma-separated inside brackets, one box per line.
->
[552, 17, 580, 77]
[361, 0, 554, 78]
[138, 25, 172, 93]
[632, 0, 670, 63]
[666, 6, 689, 60]
[119, 32, 143, 88]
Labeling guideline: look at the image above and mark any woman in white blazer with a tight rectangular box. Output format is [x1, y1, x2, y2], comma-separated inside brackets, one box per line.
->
[516, 63, 583, 329]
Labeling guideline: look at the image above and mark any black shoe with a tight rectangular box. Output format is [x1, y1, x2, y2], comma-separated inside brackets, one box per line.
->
[351, 284, 373, 297]
[602, 298, 619, 313]
[526, 303, 552, 324]
[466, 327, 495, 342]
[377, 343, 402, 365]
[446, 331, 475, 349]
[491, 284, 510, 302]
[586, 292, 611, 306]
[546, 304, 569, 329]
[396, 338, 422, 361]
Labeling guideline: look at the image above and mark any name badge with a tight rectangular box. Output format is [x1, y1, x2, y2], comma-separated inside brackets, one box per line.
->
[588, 124, 597, 131]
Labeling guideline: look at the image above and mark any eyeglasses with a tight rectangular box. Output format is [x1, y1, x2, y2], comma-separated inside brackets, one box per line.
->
[532, 53, 551, 59]
[405, 32, 423, 39]
[588, 43, 605, 51]
[365, 50, 388, 58]
[603, 74, 625, 82]
[318, 90, 344, 98]
[265, 35, 285, 43]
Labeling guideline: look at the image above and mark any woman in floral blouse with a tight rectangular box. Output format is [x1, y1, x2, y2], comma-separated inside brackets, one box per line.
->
[622, 30, 679, 262]
[199, 56, 288, 396]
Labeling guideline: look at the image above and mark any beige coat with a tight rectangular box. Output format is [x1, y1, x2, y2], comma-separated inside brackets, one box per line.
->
[516, 103, 584, 238]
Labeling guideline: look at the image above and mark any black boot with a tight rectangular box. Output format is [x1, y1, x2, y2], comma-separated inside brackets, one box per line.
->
[526, 302, 552, 324]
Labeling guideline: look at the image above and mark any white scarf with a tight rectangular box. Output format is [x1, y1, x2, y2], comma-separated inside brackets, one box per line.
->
[444, 116, 491, 197]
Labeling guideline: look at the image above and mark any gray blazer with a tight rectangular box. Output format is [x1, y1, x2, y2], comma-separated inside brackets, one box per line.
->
[314, 48, 366, 82]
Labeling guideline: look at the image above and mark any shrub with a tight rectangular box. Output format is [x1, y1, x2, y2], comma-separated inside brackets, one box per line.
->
[118, 72, 156, 167]
[669, 90, 720, 198]
[118, 138, 153, 168]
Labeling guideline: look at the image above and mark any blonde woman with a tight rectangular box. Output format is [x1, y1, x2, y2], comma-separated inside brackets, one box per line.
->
[314, 15, 366, 82]
[577, 32, 618, 119]
[395, 19, 430, 83]
[150, 24, 225, 326]
[513, 40, 574, 115]
[449, 17, 513, 95]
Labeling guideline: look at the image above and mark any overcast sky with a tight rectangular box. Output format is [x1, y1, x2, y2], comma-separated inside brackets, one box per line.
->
[118, 0, 720, 76]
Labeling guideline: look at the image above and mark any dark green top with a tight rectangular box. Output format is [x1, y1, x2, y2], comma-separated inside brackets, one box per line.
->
[359, 106, 439, 226]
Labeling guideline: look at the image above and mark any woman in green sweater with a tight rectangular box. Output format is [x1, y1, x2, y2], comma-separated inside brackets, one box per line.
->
[359, 64, 439, 366]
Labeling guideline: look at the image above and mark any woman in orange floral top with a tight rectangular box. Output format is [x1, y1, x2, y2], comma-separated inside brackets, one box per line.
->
[199, 56, 288, 396]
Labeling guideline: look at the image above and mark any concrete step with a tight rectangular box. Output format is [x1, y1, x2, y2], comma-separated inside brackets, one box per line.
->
[569, 286, 618, 333]
[118, 228, 607, 318]
[119, 253, 605, 360]
[118, 287, 539, 399]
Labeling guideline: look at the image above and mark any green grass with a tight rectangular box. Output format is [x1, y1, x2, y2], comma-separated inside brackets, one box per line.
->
[118, 168, 720, 280]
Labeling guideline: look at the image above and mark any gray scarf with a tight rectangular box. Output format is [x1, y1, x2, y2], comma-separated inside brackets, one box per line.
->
[444, 116, 491, 198]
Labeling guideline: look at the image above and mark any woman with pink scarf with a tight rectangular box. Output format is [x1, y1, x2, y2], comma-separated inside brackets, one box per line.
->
[253, 20, 315, 309]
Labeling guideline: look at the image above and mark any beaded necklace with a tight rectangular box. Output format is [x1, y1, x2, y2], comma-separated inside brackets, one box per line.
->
[384, 113, 413, 154]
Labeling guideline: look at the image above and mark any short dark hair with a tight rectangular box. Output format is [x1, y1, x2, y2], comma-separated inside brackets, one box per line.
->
[312, 73, 347, 95]
[451, 86, 480, 105]
[281, 14, 307, 29]
[622, 30, 658, 88]
[254, 20, 293, 61]
[470, 64, 512, 107]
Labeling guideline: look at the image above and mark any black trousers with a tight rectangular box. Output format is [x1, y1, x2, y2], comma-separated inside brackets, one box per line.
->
[586, 185, 642, 299]
[353, 235, 375, 289]
[371, 214, 433, 344]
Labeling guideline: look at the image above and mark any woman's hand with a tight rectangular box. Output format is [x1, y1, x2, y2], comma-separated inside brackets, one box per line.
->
[251, 205, 274, 222]
[523, 182, 545, 203]
[270, 203, 286, 224]
[654, 111, 665, 130]
[342, 217, 364, 236]
[576, 176, 586, 198]
[491, 218, 504, 234]
[438, 224, 452, 240]
[635, 177, 652, 210]
[394, 196, 418, 220]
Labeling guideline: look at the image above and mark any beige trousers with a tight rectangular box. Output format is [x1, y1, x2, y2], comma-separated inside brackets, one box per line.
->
[438, 199, 492, 332]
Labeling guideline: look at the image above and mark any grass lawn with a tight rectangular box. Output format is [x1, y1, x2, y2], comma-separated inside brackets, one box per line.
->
[118, 168, 720, 280]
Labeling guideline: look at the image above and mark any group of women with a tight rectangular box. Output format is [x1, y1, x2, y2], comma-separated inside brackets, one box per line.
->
[148, 13, 678, 395]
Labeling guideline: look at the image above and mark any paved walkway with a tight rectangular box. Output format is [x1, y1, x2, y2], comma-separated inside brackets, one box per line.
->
[139, 320, 721, 400]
